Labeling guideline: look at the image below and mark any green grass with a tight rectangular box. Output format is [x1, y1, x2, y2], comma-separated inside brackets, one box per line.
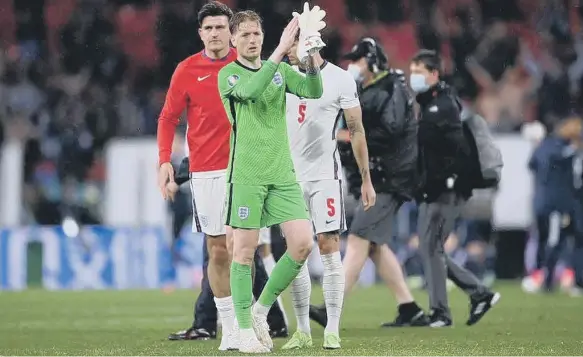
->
[0, 283, 582, 355]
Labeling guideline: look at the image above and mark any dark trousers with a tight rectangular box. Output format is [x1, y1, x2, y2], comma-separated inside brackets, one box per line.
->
[192, 235, 287, 331]
[418, 192, 488, 318]
[536, 209, 583, 289]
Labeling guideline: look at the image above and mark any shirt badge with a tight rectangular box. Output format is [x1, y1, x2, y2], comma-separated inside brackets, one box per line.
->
[272, 72, 283, 87]
[227, 74, 240, 87]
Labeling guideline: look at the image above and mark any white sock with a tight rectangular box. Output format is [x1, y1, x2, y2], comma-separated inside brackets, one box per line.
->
[263, 254, 276, 276]
[215, 296, 235, 334]
[321, 252, 344, 335]
[252, 301, 271, 319]
[290, 262, 311, 334]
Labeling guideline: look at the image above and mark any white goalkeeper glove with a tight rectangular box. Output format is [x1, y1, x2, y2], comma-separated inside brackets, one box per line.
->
[293, 2, 327, 63]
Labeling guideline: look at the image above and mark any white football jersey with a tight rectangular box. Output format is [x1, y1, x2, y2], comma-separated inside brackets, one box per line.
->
[286, 62, 360, 181]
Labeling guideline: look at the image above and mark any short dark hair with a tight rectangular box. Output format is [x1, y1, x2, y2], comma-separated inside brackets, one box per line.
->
[198, 1, 233, 27]
[411, 49, 441, 73]
[230, 10, 262, 34]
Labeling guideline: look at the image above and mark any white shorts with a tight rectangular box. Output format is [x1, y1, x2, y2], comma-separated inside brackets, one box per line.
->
[258, 227, 271, 245]
[189, 171, 227, 236]
[300, 179, 346, 234]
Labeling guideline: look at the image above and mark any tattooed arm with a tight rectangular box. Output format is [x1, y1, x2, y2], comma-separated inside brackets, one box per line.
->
[343, 106, 371, 182]
[283, 56, 323, 99]
[304, 54, 320, 75]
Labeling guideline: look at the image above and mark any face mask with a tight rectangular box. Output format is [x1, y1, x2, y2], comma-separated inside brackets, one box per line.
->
[409, 73, 430, 93]
[347, 64, 363, 82]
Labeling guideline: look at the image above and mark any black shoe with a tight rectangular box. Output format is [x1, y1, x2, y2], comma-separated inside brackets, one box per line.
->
[467, 291, 501, 326]
[428, 311, 452, 327]
[168, 327, 216, 341]
[309, 304, 327, 328]
[381, 305, 429, 328]
[270, 326, 289, 338]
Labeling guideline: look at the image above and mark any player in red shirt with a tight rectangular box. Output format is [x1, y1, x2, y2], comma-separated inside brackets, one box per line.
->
[157, 1, 239, 350]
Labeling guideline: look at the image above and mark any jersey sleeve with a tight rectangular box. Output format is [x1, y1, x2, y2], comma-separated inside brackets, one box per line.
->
[282, 62, 323, 99]
[338, 71, 360, 109]
[218, 61, 279, 101]
[157, 63, 188, 165]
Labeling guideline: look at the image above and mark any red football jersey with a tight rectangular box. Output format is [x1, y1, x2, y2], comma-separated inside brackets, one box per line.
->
[157, 48, 237, 172]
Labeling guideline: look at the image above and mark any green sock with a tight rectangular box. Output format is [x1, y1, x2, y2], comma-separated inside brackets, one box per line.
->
[258, 252, 304, 308]
[230, 262, 253, 329]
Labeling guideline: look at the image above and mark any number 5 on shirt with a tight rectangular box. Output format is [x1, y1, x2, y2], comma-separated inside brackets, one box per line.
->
[297, 101, 307, 123]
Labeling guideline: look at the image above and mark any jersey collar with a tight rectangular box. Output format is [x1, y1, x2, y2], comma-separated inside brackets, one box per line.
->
[202, 48, 234, 62]
[235, 60, 261, 72]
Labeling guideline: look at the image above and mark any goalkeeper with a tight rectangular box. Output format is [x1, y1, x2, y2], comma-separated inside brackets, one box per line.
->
[218, 4, 325, 353]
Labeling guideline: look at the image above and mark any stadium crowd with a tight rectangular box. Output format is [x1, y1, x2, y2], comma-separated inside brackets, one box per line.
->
[1, 0, 583, 288]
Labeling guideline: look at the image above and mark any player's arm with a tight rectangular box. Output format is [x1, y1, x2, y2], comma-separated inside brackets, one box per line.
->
[344, 106, 371, 182]
[157, 63, 188, 165]
[218, 61, 280, 102]
[282, 59, 323, 99]
[340, 75, 370, 183]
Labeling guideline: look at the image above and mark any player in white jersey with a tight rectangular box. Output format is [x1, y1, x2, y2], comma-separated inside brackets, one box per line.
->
[280, 37, 376, 350]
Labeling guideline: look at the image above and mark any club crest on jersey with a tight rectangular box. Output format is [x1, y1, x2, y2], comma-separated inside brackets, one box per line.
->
[199, 215, 209, 227]
[238, 206, 249, 220]
[272, 72, 283, 86]
[227, 74, 240, 87]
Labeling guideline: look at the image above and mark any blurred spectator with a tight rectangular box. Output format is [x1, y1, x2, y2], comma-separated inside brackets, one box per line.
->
[13, 0, 46, 61]
[465, 22, 535, 130]
[1, 60, 45, 118]
[449, 5, 481, 100]
[468, 22, 520, 85]
[536, 21, 579, 132]
[414, 0, 441, 53]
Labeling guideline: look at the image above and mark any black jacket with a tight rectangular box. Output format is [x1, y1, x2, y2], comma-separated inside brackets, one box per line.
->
[415, 82, 472, 202]
[339, 69, 418, 201]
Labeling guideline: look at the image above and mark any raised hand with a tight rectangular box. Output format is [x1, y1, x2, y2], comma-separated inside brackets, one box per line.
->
[293, 2, 327, 63]
[278, 16, 300, 52]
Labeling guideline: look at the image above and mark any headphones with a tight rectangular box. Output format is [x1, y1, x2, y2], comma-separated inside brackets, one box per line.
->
[361, 37, 387, 73]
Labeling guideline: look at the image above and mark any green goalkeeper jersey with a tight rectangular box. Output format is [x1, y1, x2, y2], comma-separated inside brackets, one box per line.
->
[218, 60, 323, 185]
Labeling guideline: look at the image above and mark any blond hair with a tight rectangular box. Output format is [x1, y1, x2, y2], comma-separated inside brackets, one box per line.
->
[230, 10, 262, 34]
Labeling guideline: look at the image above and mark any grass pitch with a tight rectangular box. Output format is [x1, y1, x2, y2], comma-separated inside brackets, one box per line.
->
[0, 283, 581, 355]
